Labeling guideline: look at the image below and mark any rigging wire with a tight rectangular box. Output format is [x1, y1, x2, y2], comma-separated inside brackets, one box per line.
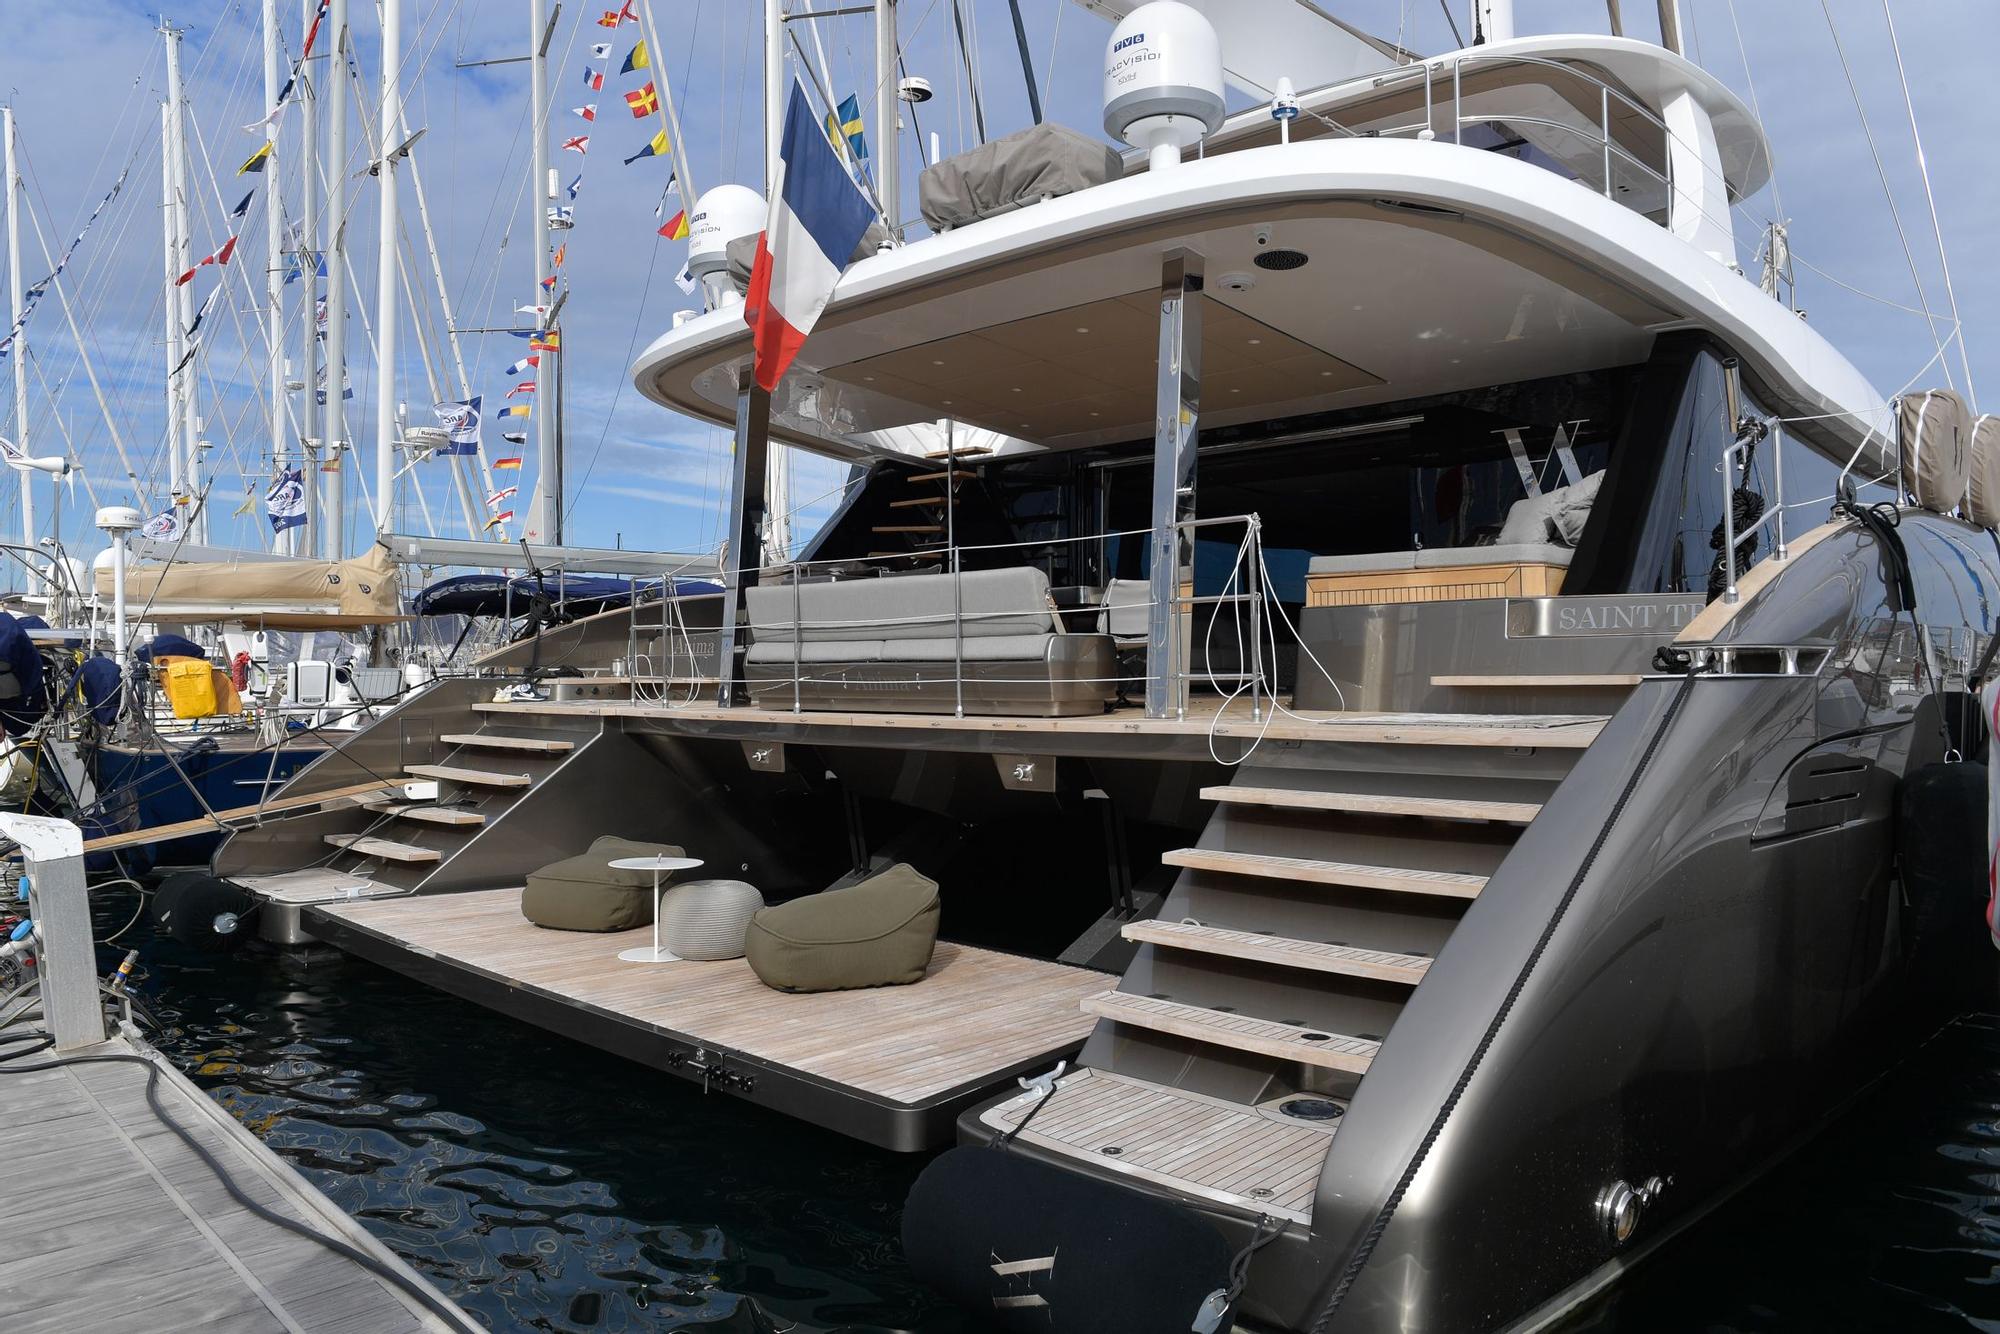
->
[1878, 0, 1978, 409]
[1817, 0, 1958, 397]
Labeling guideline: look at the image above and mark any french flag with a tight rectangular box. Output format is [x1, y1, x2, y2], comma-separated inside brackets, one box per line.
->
[745, 82, 876, 393]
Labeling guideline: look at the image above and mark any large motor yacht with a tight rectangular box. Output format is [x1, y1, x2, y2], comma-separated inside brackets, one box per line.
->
[214, 2, 1997, 1328]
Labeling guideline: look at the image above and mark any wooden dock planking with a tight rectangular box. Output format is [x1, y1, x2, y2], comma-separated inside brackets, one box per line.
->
[0, 1036, 471, 1333]
[315, 888, 1102, 1107]
[979, 1068, 1335, 1222]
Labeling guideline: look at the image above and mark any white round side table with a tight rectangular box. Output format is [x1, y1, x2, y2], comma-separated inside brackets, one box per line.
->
[610, 855, 705, 962]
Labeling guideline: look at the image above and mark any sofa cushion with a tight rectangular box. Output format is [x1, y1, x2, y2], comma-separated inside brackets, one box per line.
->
[748, 568, 1058, 648]
[745, 863, 941, 992]
[1307, 551, 1418, 575]
[1412, 542, 1574, 569]
[521, 834, 686, 932]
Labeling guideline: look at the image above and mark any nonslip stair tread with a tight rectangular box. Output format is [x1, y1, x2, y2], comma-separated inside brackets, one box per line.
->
[362, 801, 486, 827]
[406, 764, 533, 788]
[1122, 921, 1431, 985]
[978, 1068, 1334, 1222]
[322, 834, 441, 863]
[439, 732, 574, 753]
[1082, 991, 1379, 1073]
[872, 524, 944, 533]
[1201, 785, 1540, 825]
[888, 495, 958, 508]
[907, 469, 976, 483]
[924, 445, 992, 459]
[1162, 847, 1486, 898]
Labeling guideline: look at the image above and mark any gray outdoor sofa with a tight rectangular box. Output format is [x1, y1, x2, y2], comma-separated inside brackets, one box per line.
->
[743, 567, 1115, 716]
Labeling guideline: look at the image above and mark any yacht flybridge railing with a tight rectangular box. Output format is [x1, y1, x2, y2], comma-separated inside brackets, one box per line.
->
[626, 515, 1279, 722]
[1279, 51, 1675, 213]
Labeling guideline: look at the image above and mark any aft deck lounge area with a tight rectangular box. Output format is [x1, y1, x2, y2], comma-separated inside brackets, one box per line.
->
[308, 888, 1104, 1151]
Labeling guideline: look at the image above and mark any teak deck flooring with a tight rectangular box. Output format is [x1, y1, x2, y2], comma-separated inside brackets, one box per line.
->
[474, 696, 1609, 749]
[980, 1067, 1336, 1223]
[0, 1037, 469, 1333]
[317, 888, 1103, 1106]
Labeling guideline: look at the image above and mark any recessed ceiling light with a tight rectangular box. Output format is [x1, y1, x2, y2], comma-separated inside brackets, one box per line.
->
[1247, 337, 1261, 345]
[1075, 326, 1089, 334]
[1319, 370, 1333, 377]
[1010, 387, 1021, 393]
[932, 359, 945, 366]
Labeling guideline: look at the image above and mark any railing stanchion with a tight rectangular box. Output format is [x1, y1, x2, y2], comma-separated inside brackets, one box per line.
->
[1453, 61, 1462, 145]
[1247, 519, 1264, 724]
[1772, 420, 1789, 561]
[791, 562, 803, 714]
[1601, 86, 1613, 198]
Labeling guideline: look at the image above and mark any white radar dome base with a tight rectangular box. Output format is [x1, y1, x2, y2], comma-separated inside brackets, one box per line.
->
[1103, 2, 1226, 171]
[687, 185, 768, 311]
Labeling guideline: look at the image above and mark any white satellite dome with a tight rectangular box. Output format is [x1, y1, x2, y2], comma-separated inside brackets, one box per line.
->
[687, 184, 767, 310]
[1103, 2, 1226, 171]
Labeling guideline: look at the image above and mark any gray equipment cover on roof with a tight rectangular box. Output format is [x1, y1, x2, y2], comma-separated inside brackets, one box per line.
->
[919, 123, 1124, 231]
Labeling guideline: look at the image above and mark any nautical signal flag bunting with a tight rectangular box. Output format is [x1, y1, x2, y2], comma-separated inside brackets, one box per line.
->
[625, 82, 659, 118]
[746, 82, 877, 392]
[623, 129, 668, 165]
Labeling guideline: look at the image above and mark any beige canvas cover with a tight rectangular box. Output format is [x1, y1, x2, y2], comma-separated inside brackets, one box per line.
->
[919, 123, 1124, 231]
[1967, 416, 2000, 530]
[95, 544, 402, 626]
[1900, 387, 1972, 514]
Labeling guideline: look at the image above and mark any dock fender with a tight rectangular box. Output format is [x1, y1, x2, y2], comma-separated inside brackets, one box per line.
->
[902, 1146, 1236, 1333]
[1898, 754, 1992, 1005]
[151, 871, 256, 953]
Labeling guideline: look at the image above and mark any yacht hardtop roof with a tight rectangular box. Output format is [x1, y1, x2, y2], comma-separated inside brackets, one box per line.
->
[633, 131, 1883, 469]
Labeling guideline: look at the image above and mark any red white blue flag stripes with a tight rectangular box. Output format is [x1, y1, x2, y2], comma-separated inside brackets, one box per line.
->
[744, 82, 875, 393]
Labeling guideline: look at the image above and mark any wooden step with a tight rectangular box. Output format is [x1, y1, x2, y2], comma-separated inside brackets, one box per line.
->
[1162, 848, 1485, 899]
[1201, 785, 1540, 825]
[1432, 674, 1641, 688]
[440, 732, 574, 753]
[323, 834, 441, 863]
[888, 495, 957, 509]
[924, 445, 992, 459]
[1082, 990, 1379, 1074]
[363, 801, 486, 827]
[907, 469, 975, 483]
[405, 764, 532, 789]
[1123, 921, 1431, 985]
[872, 524, 942, 534]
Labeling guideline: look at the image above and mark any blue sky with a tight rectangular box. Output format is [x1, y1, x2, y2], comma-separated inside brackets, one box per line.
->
[0, 0, 1992, 565]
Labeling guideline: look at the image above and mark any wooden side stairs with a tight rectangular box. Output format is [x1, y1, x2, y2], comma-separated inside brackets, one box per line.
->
[989, 713, 1599, 1223]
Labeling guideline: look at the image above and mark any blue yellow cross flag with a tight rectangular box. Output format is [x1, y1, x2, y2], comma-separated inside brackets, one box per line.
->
[826, 94, 867, 161]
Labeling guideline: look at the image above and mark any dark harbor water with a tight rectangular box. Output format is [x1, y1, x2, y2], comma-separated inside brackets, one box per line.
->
[136, 926, 2000, 1333]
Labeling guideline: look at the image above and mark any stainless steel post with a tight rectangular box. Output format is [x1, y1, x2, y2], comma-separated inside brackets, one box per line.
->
[1600, 86, 1613, 198]
[1772, 420, 1788, 560]
[791, 564, 802, 713]
[1146, 250, 1202, 720]
[1246, 519, 1264, 723]
[948, 418, 963, 719]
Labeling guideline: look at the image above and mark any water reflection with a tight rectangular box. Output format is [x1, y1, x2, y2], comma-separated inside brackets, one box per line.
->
[140, 929, 2000, 1333]
[143, 937, 958, 1333]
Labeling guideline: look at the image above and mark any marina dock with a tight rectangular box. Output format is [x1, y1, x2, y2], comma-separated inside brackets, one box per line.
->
[0, 1033, 475, 1333]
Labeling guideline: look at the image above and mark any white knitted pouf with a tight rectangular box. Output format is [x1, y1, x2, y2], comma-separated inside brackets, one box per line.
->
[658, 879, 765, 960]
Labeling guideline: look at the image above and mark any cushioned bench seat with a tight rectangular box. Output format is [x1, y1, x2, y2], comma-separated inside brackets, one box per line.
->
[744, 567, 1113, 716]
[1305, 543, 1573, 607]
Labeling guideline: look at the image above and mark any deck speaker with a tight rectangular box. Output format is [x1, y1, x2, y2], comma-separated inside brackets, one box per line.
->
[903, 1145, 1234, 1333]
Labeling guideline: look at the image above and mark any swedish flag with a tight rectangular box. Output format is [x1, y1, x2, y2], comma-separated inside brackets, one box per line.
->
[825, 94, 867, 161]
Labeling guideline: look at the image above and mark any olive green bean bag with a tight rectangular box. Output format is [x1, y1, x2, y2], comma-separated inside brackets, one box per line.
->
[520, 835, 687, 932]
[745, 863, 941, 992]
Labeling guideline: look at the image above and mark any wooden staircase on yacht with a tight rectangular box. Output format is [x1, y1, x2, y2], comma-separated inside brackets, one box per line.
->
[988, 711, 1593, 1223]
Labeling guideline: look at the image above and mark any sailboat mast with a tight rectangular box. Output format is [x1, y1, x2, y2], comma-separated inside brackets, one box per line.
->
[164, 25, 203, 540]
[2, 107, 33, 551]
[159, 103, 185, 515]
[372, 0, 401, 536]
[875, 0, 898, 229]
[322, 0, 349, 559]
[262, 0, 286, 550]
[297, 0, 321, 555]
[528, 0, 558, 544]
